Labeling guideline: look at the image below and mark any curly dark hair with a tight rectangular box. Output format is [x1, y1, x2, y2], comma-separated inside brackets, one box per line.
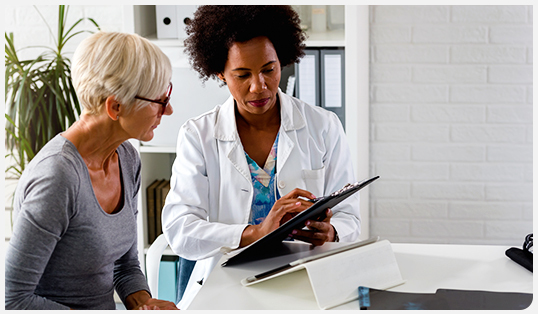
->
[184, 5, 306, 82]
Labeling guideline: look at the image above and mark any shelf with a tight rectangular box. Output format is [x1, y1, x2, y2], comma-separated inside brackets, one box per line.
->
[144, 29, 345, 48]
[144, 33, 185, 47]
[139, 145, 176, 153]
[304, 28, 345, 47]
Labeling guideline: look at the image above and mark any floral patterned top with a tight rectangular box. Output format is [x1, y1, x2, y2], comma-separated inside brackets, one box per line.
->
[246, 133, 280, 225]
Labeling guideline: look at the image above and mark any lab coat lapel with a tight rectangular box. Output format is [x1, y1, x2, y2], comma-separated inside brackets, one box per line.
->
[214, 96, 251, 183]
[276, 90, 305, 174]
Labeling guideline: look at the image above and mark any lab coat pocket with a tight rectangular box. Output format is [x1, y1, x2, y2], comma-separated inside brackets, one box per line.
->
[301, 167, 325, 197]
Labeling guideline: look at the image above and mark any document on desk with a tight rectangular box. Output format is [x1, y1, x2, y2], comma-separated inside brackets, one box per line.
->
[242, 239, 405, 310]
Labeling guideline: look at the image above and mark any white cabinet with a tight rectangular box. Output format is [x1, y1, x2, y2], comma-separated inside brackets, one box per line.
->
[123, 5, 368, 272]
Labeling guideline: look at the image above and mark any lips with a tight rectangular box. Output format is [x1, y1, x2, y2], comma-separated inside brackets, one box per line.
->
[248, 98, 270, 107]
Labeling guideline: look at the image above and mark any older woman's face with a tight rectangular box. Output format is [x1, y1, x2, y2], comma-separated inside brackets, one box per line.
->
[120, 91, 173, 142]
[219, 36, 281, 117]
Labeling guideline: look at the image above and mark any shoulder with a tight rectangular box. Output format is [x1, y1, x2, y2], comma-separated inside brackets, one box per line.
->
[117, 140, 142, 187]
[283, 93, 342, 131]
[117, 140, 141, 165]
[15, 136, 83, 211]
[22, 135, 84, 183]
[182, 104, 221, 132]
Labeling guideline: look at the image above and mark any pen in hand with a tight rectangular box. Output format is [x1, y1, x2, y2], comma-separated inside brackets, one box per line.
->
[307, 196, 325, 203]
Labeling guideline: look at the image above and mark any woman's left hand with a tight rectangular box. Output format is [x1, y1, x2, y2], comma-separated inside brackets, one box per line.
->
[136, 298, 179, 310]
[289, 208, 336, 246]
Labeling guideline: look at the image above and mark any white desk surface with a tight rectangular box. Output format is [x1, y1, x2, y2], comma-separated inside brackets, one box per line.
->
[188, 242, 532, 310]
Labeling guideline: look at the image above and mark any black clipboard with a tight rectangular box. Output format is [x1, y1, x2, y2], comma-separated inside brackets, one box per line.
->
[221, 176, 380, 266]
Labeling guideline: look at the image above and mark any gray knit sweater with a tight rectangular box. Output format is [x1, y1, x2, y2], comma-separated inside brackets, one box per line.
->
[5, 135, 150, 310]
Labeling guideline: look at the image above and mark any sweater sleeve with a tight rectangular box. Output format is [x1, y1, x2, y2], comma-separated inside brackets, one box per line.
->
[5, 156, 78, 310]
[113, 146, 151, 303]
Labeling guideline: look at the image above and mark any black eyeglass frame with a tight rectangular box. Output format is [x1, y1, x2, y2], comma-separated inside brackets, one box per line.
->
[134, 82, 172, 114]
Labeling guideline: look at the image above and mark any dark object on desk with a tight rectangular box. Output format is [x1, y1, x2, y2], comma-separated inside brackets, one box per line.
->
[358, 287, 532, 310]
[222, 176, 380, 266]
[505, 233, 533, 272]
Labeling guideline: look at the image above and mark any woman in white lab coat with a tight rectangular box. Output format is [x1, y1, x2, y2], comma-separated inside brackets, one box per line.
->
[162, 5, 361, 308]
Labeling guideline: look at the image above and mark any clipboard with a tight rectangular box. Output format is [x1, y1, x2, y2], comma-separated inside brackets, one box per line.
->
[221, 175, 380, 266]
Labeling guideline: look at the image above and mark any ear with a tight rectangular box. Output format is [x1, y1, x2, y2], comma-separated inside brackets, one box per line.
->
[105, 96, 121, 121]
[217, 73, 226, 83]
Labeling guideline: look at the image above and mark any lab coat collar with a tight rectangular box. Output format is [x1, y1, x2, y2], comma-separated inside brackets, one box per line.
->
[213, 89, 306, 141]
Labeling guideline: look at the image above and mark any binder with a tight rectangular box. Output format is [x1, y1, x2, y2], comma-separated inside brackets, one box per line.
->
[158, 255, 179, 303]
[295, 49, 320, 107]
[295, 48, 346, 128]
[155, 180, 170, 237]
[156, 6, 178, 39]
[176, 5, 197, 41]
[320, 49, 345, 128]
[146, 179, 164, 243]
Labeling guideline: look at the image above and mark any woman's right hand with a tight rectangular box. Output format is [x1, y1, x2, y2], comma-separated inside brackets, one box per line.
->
[240, 188, 316, 247]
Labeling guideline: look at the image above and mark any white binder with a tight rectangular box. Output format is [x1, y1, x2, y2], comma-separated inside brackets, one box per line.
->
[156, 5, 178, 39]
[176, 5, 198, 41]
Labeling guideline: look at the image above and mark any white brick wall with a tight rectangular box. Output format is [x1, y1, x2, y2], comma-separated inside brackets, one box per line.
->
[370, 5, 533, 246]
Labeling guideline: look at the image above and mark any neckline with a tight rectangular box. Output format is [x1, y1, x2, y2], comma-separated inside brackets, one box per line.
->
[60, 135, 126, 217]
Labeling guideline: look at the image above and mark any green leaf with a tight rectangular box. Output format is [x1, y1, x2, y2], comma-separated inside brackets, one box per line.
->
[5, 5, 100, 178]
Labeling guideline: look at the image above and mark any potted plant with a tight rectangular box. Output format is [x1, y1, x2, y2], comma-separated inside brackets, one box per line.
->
[5, 5, 100, 178]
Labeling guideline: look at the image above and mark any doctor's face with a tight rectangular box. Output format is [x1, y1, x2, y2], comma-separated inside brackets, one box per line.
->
[219, 36, 281, 117]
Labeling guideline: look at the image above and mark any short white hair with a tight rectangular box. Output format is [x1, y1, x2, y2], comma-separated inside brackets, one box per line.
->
[72, 31, 172, 115]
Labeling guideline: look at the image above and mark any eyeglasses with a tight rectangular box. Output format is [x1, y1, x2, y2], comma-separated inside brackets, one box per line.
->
[134, 82, 172, 115]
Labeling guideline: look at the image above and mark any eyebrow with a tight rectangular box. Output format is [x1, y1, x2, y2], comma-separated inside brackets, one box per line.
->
[231, 61, 276, 72]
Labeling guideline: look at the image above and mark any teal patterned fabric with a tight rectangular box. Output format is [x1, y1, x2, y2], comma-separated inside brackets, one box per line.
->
[246, 133, 280, 225]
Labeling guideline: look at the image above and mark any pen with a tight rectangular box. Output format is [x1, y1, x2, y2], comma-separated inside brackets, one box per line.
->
[307, 196, 325, 203]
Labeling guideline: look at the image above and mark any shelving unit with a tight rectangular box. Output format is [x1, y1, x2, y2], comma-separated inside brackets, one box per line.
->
[123, 5, 368, 273]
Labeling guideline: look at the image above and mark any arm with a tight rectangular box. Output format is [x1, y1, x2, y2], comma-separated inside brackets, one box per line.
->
[114, 148, 177, 310]
[162, 124, 249, 260]
[5, 158, 77, 310]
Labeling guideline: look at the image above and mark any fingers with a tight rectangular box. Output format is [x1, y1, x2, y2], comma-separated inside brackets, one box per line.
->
[138, 298, 179, 310]
[289, 209, 334, 246]
[282, 188, 317, 201]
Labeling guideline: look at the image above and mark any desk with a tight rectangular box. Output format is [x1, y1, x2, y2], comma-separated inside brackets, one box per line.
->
[188, 242, 532, 310]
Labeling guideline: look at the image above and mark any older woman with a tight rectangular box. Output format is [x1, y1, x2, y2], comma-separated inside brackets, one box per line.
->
[162, 5, 361, 309]
[5, 32, 178, 310]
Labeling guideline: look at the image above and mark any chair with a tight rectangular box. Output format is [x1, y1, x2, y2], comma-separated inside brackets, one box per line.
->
[145, 233, 196, 303]
[145, 233, 169, 299]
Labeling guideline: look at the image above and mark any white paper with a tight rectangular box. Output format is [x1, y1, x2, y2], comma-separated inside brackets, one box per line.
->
[323, 54, 342, 108]
[297, 55, 317, 106]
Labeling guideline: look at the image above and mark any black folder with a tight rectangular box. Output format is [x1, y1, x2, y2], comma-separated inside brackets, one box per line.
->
[221, 176, 380, 267]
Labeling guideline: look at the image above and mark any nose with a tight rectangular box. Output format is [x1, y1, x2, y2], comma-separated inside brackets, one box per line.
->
[249, 73, 267, 93]
[163, 103, 173, 116]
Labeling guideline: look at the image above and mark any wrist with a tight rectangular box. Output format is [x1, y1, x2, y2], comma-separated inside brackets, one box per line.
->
[332, 225, 339, 242]
[124, 290, 152, 310]
[240, 224, 260, 247]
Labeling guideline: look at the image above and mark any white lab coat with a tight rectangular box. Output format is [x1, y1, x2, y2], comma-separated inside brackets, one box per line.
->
[162, 89, 361, 309]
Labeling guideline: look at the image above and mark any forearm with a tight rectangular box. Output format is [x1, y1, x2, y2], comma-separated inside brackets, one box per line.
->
[240, 224, 262, 247]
